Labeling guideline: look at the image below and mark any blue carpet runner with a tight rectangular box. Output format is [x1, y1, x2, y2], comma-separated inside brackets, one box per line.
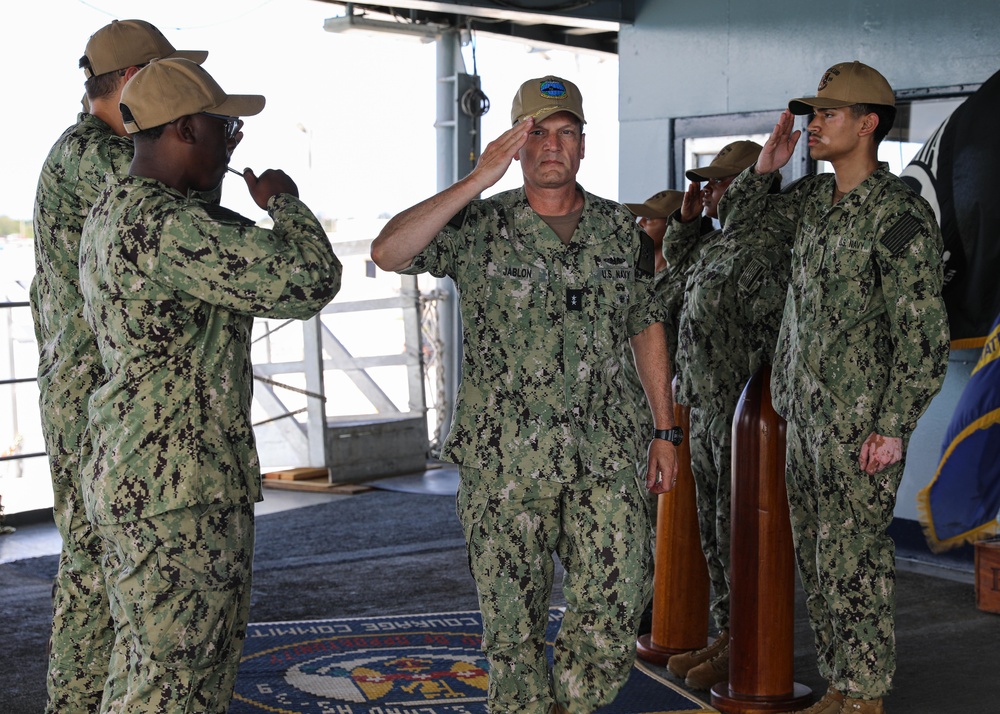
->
[231, 609, 715, 713]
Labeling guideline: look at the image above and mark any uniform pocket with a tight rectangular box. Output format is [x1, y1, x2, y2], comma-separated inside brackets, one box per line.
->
[819, 243, 875, 316]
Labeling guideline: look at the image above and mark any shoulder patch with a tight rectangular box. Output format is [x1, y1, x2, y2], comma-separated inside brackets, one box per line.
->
[447, 206, 469, 230]
[637, 231, 655, 277]
[880, 213, 922, 257]
[738, 256, 768, 293]
[202, 203, 255, 227]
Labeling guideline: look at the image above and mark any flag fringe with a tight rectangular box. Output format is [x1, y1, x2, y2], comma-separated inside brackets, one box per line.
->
[916, 480, 1000, 552]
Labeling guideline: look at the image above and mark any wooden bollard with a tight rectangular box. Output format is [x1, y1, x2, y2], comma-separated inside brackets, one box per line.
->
[636, 380, 710, 664]
[711, 365, 810, 712]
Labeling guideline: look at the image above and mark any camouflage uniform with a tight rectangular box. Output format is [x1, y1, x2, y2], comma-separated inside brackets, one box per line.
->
[619, 215, 717, 535]
[660, 214, 717, 377]
[79, 174, 342, 713]
[30, 112, 133, 713]
[401, 186, 660, 714]
[673, 218, 790, 632]
[619, 211, 714, 405]
[722, 163, 949, 698]
[619, 269, 666, 430]
[616, 267, 664, 637]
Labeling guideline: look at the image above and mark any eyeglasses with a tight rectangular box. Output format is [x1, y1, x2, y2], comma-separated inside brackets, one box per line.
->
[202, 112, 240, 141]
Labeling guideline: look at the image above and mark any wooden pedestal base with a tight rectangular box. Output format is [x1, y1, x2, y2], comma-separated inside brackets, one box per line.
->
[711, 682, 812, 713]
[635, 633, 690, 666]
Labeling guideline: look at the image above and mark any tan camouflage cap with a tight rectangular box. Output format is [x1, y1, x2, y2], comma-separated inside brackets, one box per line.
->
[788, 61, 895, 115]
[511, 76, 586, 125]
[120, 58, 265, 134]
[686, 140, 763, 181]
[81, 19, 207, 78]
[624, 189, 683, 219]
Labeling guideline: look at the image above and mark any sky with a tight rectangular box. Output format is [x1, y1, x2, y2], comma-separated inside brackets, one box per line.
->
[0, 0, 620, 225]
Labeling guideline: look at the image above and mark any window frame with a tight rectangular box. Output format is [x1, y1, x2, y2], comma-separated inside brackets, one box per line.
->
[669, 84, 982, 189]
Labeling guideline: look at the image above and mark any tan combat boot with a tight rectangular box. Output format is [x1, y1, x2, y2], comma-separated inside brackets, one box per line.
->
[666, 630, 729, 678]
[683, 646, 729, 690]
[840, 697, 885, 713]
[791, 687, 845, 714]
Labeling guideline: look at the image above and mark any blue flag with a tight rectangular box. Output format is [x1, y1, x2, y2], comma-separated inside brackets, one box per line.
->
[918, 312, 1000, 551]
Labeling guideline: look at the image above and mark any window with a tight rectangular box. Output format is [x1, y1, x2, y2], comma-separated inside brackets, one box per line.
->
[672, 86, 978, 189]
[673, 110, 783, 189]
[816, 96, 965, 175]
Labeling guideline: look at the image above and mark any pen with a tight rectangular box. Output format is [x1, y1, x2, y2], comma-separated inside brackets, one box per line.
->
[226, 166, 244, 176]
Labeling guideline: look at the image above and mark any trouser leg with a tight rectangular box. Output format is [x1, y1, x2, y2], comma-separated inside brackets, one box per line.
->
[553, 467, 653, 712]
[97, 502, 254, 714]
[785, 420, 902, 698]
[785, 419, 836, 685]
[456, 466, 652, 714]
[45, 449, 114, 714]
[688, 407, 732, 631]
[458, 466, 560, 714]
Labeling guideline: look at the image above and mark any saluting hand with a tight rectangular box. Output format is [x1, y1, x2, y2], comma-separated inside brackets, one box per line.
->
[756, 110, 800, 175]
[680, 180, 703, 223]
[241, 168, 299, 210]
[468, 117, 534, 192]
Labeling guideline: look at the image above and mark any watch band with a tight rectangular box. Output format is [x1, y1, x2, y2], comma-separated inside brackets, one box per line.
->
[652, 427, 684, 445]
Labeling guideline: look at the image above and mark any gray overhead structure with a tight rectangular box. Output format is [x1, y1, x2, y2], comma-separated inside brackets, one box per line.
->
[317, 1, 628, 56]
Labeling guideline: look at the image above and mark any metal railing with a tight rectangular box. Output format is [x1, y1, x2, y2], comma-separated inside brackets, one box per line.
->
[0, 300, 44, 465]
[0, 235, 440, 504]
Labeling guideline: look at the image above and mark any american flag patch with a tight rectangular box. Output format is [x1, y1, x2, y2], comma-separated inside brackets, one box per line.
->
[880, 214, 921, 257]
[738, 257, 768, 292]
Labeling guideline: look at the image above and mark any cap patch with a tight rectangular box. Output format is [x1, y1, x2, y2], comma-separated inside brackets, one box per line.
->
[817, 67, 841, 92]
[539, 80, 567, 99]
[511, 75, 584, 124]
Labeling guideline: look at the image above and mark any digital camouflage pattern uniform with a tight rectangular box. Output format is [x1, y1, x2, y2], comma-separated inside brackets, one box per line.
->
[721, 163, 949, 698]
[619, 214, 715, 518]
[401, 186, 661, 714]
[673, 214, 790, 633]
[79, 174, 342, 713]
[31, 112, 134, 713]
[619, 268, 666, 433]
[660, 214, 717, 378]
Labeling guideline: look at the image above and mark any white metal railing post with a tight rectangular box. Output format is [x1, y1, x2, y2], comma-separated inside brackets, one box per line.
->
[302, 314, 327, 468]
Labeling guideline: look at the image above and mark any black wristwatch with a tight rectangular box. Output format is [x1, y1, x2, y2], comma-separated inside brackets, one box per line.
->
[652, 427, 684, 446]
